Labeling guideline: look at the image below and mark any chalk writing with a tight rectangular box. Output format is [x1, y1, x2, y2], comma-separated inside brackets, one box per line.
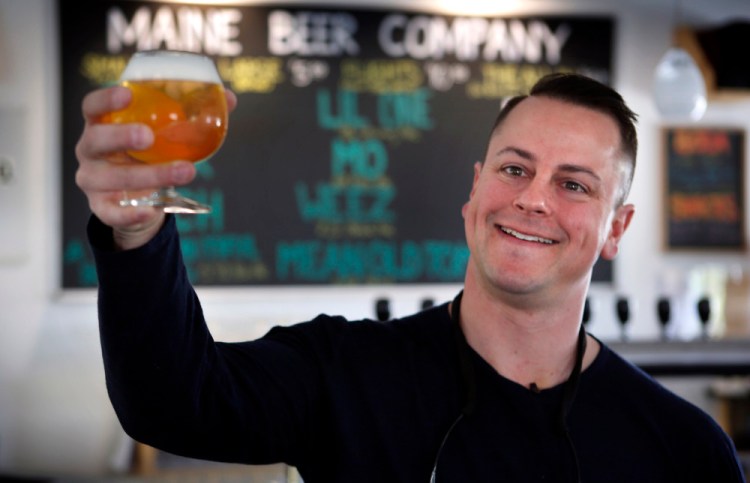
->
[316, 222, 396, 239]
[80, 54, 127, 85]
[287, 59, 330, 87]
[424, 62, 471, 91]
[377, 90, 433, 130]
[672, 129, 731, 156]
[217, 57, 284, 93]
[317, 89, 370, 129]
[194, 261, 270, 283]
[670, 193, 740, 223]
[340, 59, 423, 93]
[62, 238, 97, 286]
[295, 182, 396, 224]
[181, 233, 261, 262]
[331, 139, 388, 179]
[107, 5, 243, 55]
[467, 64, 565, 98]
[268, 10, 359, 56]
[276, 239, 468, 283]
[378, 15, 570, 62]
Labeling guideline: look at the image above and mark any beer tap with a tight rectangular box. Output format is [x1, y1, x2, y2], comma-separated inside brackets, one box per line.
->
[616, 297, 630, 341]
[697, 296, 711, 339]
[375, 298, 391, 322]
[656, 297, 671, 340]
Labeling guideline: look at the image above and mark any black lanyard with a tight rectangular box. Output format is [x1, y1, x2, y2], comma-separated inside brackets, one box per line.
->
[430, 290, 586, 482]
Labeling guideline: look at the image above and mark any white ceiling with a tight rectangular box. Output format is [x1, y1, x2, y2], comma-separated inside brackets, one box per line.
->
[624, 0, 749, 27]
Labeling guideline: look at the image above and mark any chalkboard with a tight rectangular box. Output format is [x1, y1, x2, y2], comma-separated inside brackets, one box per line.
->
[664, 127, 746, 250]
[60, 1, 615, 287]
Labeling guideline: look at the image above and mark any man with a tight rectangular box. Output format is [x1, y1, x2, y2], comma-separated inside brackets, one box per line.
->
[76, 73, 746, 482]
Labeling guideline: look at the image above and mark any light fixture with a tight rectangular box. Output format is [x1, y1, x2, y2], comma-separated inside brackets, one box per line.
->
[652, 0, 707, 121]
[653, 47, 707, 121]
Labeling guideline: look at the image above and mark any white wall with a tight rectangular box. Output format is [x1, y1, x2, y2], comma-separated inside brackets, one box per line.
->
[0, 0, 748, 477]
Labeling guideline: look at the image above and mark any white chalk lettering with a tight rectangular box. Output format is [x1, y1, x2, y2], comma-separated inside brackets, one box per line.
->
[268, 10, 359, 56]
[378, 14, 570, 63]
[107, 6, 242, 56]
[378, 15, 407, 57]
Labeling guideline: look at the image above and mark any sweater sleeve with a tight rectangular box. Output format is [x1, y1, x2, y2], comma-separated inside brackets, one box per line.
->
[88, 215, 319, 466]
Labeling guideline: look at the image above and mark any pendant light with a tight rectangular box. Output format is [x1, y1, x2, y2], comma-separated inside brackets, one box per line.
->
[652, 0, 707, 121]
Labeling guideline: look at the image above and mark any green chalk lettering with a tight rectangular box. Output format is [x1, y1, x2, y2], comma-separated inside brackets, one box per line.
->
[295, 182, 342, 223]
[317, 88, 370, 129]
[377, 89, 433, 130]
[331, 138, 388, 180]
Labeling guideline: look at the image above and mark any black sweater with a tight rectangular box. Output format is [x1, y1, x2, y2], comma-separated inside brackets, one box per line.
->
[90, 215, 745, 482]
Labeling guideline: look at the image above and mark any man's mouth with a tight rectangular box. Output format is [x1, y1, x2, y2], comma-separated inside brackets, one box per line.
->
[499, 226, 557, 245]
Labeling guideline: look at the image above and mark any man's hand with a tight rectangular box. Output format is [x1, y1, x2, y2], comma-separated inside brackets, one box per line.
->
[75, 85, 237, 250]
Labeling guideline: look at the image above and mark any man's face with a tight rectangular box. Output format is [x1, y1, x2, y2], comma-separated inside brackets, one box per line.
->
[462, 96, 634, 302]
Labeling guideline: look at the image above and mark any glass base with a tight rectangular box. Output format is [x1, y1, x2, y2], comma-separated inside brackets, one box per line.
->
[120, 187, 211, 214]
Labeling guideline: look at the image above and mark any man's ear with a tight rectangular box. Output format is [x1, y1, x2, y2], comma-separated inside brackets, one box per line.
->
[600, 204, 635, 260]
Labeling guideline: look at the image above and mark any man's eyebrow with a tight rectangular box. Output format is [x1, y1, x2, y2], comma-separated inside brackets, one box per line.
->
[558, 164, 602, 182]
[494, 146, 535, 160]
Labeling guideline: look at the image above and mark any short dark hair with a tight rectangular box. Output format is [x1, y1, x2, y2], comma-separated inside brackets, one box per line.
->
[490, 73, 638, 206]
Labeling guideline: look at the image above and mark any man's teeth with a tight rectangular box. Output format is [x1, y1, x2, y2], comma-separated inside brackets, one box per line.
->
[500, 226, 555, 244]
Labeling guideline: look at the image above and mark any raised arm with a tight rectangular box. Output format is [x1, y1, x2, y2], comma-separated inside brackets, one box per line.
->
[76, 86, 316, 463]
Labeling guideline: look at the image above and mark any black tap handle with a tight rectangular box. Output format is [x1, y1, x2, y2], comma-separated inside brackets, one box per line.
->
[657, 297, 671, 325]
[657, 297, 671, 339]
[421, 298, 435, 310]
[697, 297, 710, 323]
[697, 297, 710, 337]
[615, 297, 630, 340]
[616, 297, 630, 323]
[375, 298, 390, 322]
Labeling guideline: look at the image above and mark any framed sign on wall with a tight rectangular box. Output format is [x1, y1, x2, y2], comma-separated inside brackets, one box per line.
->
[663, 127, 746, 250]
[59, 0, 616, 287]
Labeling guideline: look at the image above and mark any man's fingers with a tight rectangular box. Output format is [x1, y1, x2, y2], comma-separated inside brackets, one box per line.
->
[226, 89, 238, 112]
[76, 123, 154, 162]
[88, 192, 163, 230]
[76, 160, 197, 193]
[82, 86, 131, 121]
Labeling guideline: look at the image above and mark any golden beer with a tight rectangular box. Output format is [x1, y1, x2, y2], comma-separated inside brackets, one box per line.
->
[105, 50, 227, 164]
[105, 79, 227, 163]
[104, 50, 228, 213]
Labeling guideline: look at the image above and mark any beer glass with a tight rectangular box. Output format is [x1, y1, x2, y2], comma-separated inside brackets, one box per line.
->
[104, 50, 228, 213]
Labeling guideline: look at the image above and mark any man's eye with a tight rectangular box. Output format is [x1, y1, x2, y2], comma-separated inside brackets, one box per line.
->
[563, 181, 587, 193]
[503, 166, 524, 176]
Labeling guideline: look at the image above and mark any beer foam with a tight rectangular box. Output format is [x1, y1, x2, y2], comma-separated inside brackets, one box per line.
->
[120, 51, 221, 83]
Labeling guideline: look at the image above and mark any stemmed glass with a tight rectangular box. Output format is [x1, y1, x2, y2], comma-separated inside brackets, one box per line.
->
[104, 50, 228, 213]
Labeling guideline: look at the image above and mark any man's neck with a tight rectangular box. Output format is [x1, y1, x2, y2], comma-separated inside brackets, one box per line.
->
[458, 281, 597, 390]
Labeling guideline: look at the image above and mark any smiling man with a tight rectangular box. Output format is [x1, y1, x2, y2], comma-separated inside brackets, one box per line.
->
[76, 73, 746, 482]
[459, 76, 636, 391]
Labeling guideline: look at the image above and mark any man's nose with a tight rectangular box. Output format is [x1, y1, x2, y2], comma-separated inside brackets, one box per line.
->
[513, 179, 551, 215]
